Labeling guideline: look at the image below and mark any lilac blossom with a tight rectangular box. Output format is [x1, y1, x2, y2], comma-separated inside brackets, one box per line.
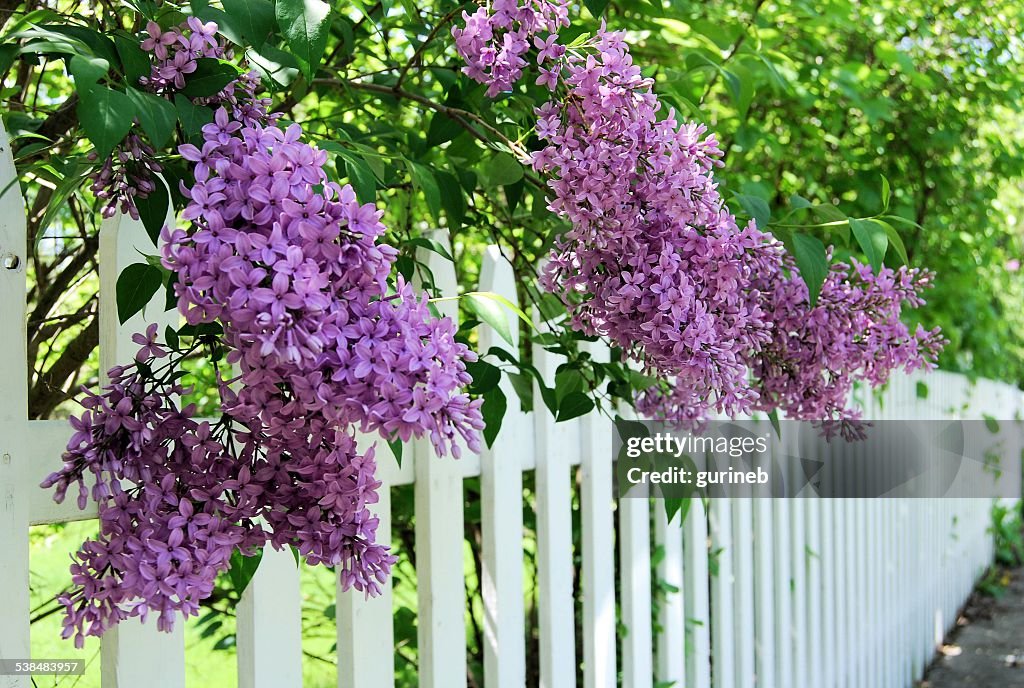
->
[47, 20, 483, 647]
[454, 8, 945, 423]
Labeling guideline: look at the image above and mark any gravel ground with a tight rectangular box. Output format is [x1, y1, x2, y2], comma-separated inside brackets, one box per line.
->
[921, 568, 1024, 687]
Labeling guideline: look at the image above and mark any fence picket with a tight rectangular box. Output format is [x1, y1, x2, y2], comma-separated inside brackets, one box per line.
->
[709, 498, 736, 688]
[789, 497, 808, 688]
[619, 494, 653, 688]
[413, 235, 468, 688]
[579, 340, 617, 688]
[533, 314, 581, 687]
[772, 497, 793, 688]
[655, 502, 685, 685]
[97, 202, 185, 688]
[753, 498, 776, 688]
[731, 498, 755, 687]
[0, 116, 30, 688]
[237, 547, 303, 688]
[0, 156, 1018, 688]
[477, 246, 527, 688]
[685, 498, 712, 688]
[336, 442, 396, 688]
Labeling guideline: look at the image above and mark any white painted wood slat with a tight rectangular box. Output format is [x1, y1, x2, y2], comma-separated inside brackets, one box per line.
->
[731, 498, 755, 688]
[337, 440, 397, 688]
[532, 319, 581, 688]
[0, 116, 30, 688]
[684, 498, 712, 688]
[753, 498, 776, 688]
[619, 495, 652, 688]
[579, 341, 616, 688]
[709, 498, 735, 688]
[413, 236, 468, 688]
[477, 246, 527, 688]
[655, 502, 685, 686]
[237, 546, 303, 688]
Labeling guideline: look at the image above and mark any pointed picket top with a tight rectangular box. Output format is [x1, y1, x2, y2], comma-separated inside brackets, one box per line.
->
[477, 245, 527, 688]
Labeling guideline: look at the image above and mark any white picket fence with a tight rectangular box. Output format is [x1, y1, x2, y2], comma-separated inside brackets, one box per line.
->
[1, 119, 1022, 688]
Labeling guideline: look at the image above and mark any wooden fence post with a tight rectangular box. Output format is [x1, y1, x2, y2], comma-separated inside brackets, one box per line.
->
[0, 110, 31, 688]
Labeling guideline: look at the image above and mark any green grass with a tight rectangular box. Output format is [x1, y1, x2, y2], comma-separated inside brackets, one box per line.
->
[28, 524, 343, 688]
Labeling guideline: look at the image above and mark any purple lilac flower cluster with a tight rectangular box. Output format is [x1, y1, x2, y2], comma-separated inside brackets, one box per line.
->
[90, 18, 269, 218]
[89, 133, 163, 219]
[165, 111, 484, 460]
[454, 9, 944, 422]
[46, 20, 483, 646]
[41, 351, 255, 645]
[452, 0, 569, 97]
[744, 259, 946, 420]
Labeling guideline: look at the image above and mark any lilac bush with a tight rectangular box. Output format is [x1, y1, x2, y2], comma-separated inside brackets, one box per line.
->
[44, 19, 482, 647]
[454, 7, 945, 423]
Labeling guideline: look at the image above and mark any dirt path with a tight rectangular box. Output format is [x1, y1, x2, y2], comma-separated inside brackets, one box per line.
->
[922, 570, 1024, 687]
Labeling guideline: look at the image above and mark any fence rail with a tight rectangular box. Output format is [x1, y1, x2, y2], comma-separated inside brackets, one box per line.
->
[1, 118, 1021, 688]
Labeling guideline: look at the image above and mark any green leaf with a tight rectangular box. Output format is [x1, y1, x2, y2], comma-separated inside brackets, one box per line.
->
[341, 153, 376, 204]
[78, 85, 136, 158]
[734, 193, 771, 228]
[426, 111, 463, 147]
[915, 381, 929, 399]
[276, 0, 332, 82]
[481, 152, 523, 188]
[408, 162, 441, 223]
[554, 368, 584, 404]
[628, 370, 659, 392]
[406, 236, 454, 262]
[557, 391, 595, 422]
[436, 171, 466, 232]
[113, 33, 151, 86]
[466, 360, 501, 395]
[507, 371, 533, 412]
[482, 386, 507, 447]
[387, 438, 403, 466]
[116, 263, 164, 324]
[767, 408, 781, 439]
[850, 217, 888, 273]
[584, 0, 610, 17]
[126, 87, 177, 148]
[791, 233, 828, 308]
[880, 175, 891, 210]
[69, 54, 110, 92]
[664, 498, 692, 524]
[135, 179, 169, 244]
[789, 194, 812, 210]
[174, 94, 214, 138]
[222, 0, 276, 47]
[227, 547, 264, 595]
[874, 218, 908, 266]
[164, 324, 179, 351]
[984, 415, 1000, 434]
[245, 43, 301, 87]
[465, 292, 514, 346]
[181, 58, 239, 98]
